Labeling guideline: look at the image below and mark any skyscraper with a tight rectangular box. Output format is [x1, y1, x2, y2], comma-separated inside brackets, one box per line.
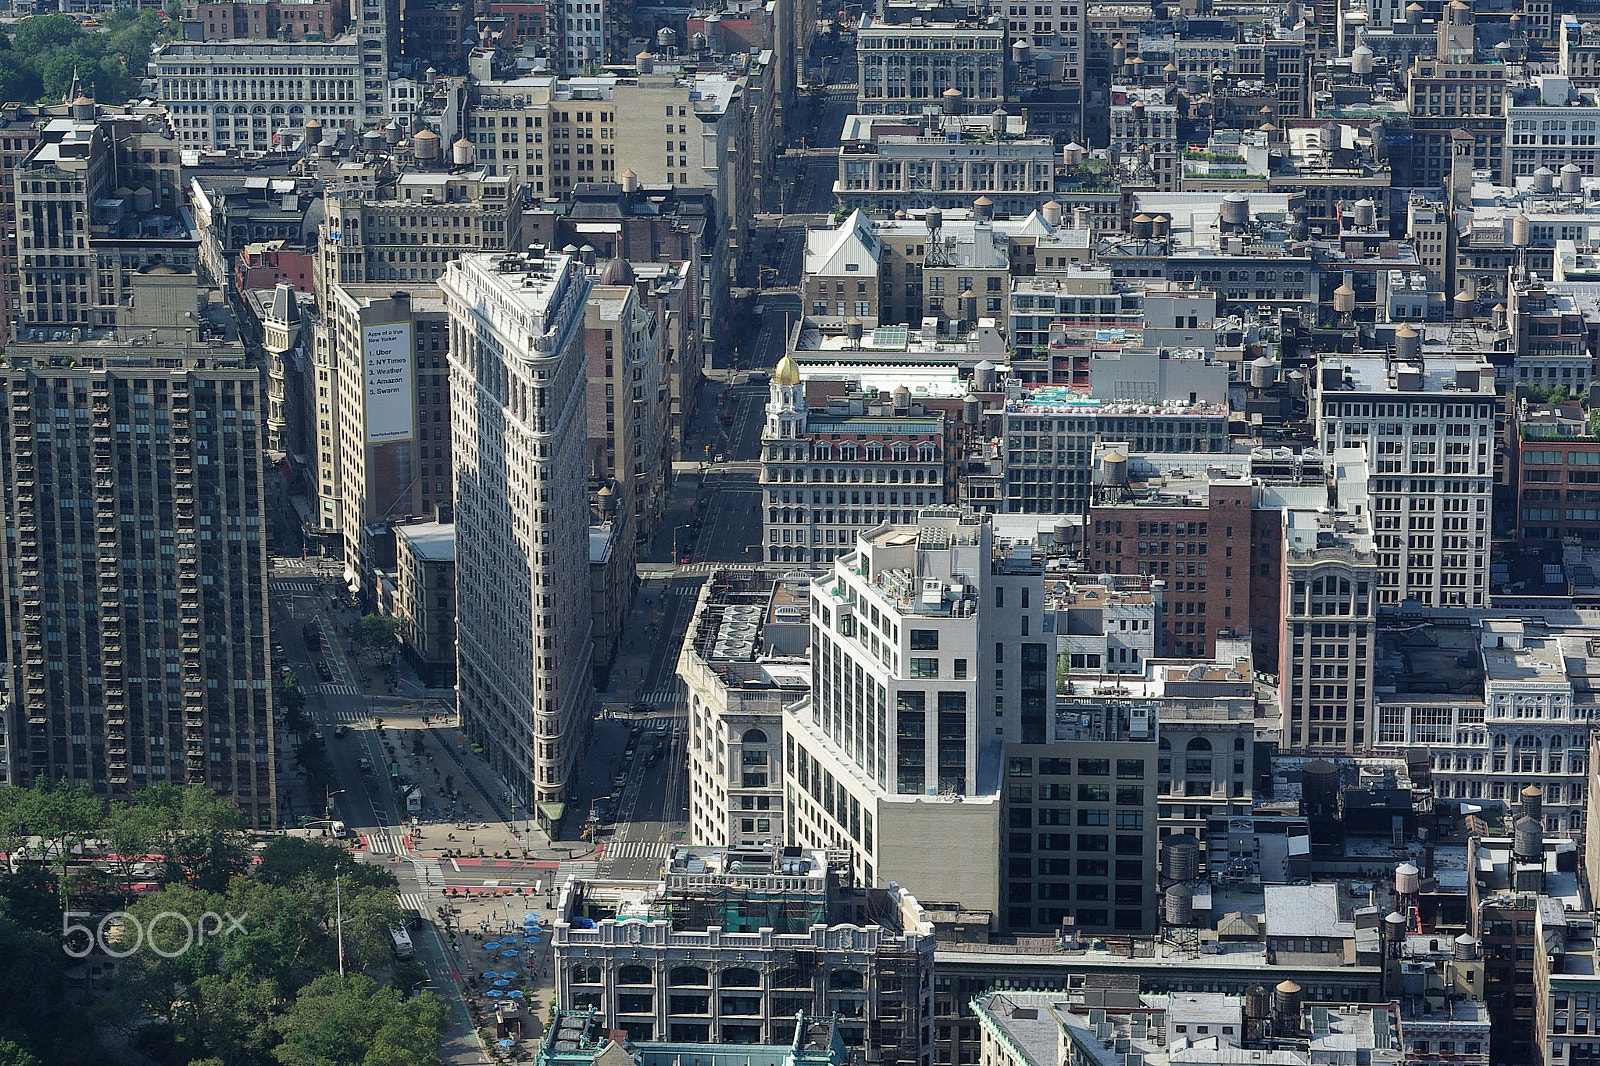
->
[442, 251, 593, 824]
[0, 331, 274, 825]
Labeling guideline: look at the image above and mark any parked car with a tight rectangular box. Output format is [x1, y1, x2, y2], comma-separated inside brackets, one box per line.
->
[333, 725, 348, 738]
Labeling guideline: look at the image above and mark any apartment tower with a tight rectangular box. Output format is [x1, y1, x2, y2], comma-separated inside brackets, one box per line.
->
[0, 335, 274, 825]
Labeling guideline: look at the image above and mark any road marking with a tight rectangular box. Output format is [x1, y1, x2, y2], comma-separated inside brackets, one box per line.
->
[270, 580, 320, 593]
[313, 682, 360, 695]
[602, 840, 671, 860]
[364, 830, 406, 855]
[397, 891, 432, 913]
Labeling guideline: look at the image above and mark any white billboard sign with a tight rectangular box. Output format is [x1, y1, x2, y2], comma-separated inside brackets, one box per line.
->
[363, 322, 414, 444]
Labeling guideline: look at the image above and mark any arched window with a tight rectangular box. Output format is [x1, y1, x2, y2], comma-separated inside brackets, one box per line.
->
[891, 443, 910, 462]
[828, 970, 865, 990]
[721, 967, 761, 987]
[1158, 736, 1171, 751]
[1187, 736, 1212, 751]
[1234, 737, 1246, 751]
[742, 729, 768, 744]
[918, 443, 936, 462]
[670, 966, 709, 986]
[571, 964, 602, 983]
[618, 965, 653, 985]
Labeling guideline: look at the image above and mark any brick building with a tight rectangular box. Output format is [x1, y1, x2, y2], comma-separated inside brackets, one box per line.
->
[191, 0, 349, 40]
[1515, 401, 1600, 547]
[1084, 458, 1253, 659]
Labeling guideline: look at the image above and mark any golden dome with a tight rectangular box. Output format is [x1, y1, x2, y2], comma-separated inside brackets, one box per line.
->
[773, 354, 801, 387]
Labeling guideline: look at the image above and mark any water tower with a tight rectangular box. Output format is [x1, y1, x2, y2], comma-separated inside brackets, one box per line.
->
[1159, 833, 1202, 955]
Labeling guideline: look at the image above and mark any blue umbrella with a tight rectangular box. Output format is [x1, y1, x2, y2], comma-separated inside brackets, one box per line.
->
[484, 941, 501, 950]
[523, 912, 539, 921]
[498, 1039, 516, 1048]
[493, 979, 510, 988]
[500, 971, 518, 979]
[481, 972, 498, 980]
[502, 949, 519, 957]
[523, 936, 540, 944]
[485, 989, 505, 998]
[507, 989, 525, 999]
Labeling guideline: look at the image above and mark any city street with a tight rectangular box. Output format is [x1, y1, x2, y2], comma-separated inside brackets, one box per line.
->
[257, 36, 846, 1063]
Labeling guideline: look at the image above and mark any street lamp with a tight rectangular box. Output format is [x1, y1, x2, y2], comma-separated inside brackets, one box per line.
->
[325, 788, 345, 819]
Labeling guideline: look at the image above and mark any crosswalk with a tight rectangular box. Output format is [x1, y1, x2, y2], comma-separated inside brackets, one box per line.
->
[320, 705, 370, 724]
[364, 830, 407, 855]
[636, 715, 686, 735]
[270, 580, 321, 593]
[636, 685, 685, 706]
[667, 585, 702, 597]
[397, 891, 432, 914]
[604, 840, 672, 860]
[313, 682, 360, 695]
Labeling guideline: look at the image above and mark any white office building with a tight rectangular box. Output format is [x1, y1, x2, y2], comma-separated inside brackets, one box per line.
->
[1313, 353, 1496, 610]
[784, 508, 1052, 916]
[442, 251, 594, 817]
[153, 29, 390, 149]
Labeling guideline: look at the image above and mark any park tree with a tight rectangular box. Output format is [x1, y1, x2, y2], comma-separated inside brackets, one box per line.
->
[354, 614, 402, 666]
[161, 786, 251, 893]
[273, 974, 446, 1066]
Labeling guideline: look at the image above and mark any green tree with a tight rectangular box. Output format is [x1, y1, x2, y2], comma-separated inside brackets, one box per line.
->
[273, 974, 445, 1066]
[174, 971, 280, 1066]
[354, 615, 402, 664]
[256, 838, 395, 894]
[161, 786, 251, 893]
[13, 783, 103, 909]
[103, 801, 171, 892]
[279, 675, 309, 734]
[11, 15, 84, 56]
[388, 961, 428, 1000]
[0, 1038, 40, 1066]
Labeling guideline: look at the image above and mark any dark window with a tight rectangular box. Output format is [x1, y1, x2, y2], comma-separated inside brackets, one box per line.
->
[910, 629, 939, 650]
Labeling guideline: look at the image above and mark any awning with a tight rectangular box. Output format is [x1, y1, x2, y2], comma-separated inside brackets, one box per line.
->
[536, 803, 565, 823]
